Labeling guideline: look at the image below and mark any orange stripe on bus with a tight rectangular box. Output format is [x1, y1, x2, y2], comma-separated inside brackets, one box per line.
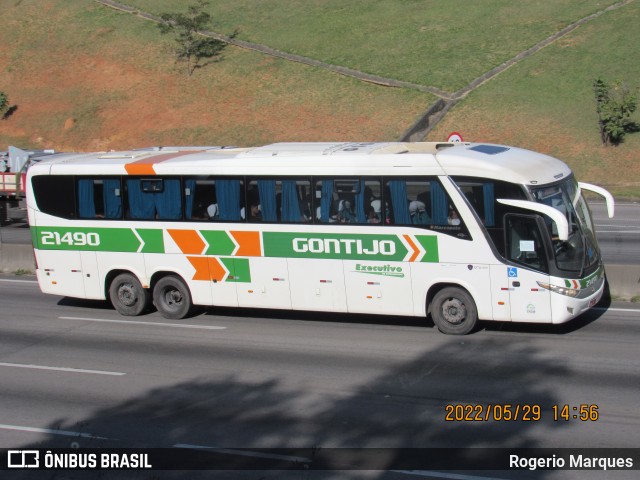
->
[403, 234, 420, 262]
[168, 229, 206, 255]
[187, 256, 227, 282]
[124, 151, 198, 175]
[230, 231, 262, 257]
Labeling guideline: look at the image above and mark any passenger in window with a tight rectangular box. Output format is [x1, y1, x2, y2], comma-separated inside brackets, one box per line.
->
[367, 205, 380, 223]
[248, 203, 262, 222]
[370, 199, 383, 223]
[409, 200, 429, 225]
[207, 203, 219, 220]
[301, 194, 312, 222]
[448, 209, 461, 226]
[338, 200, 356, 223]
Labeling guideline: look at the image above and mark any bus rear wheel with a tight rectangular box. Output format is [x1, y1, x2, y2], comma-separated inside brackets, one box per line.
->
[109, 273, 150, 316]
[153, 275, 193, 320]
[430, 287, 477, 335]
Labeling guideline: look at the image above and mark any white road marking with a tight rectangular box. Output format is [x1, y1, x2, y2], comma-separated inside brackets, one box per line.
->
[0, 278, 38, 284]
[173, 444, 312, 463]
[59, 316, 227, 330]
[592, 307, 640, 313]
[0, 362, 125, 376]
[0, 423, 109, 440]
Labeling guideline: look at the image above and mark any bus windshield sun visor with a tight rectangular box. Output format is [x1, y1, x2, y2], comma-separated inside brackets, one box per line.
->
[497, 198, 569, 241]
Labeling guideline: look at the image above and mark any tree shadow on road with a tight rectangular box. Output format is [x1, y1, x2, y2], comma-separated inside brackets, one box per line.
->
[4, 330, 576, 479]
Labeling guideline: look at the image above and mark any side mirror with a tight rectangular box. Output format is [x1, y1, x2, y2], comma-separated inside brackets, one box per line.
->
[579, 182, 615, 218]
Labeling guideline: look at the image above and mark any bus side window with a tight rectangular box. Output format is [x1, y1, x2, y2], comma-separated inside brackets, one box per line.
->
[32, 175, 76, 219]
[280, 179, 310, 223]
[331, 178, 381, 224]
[78, 178, 122, 220]
[245, 179, 311, 223]
[505, 214, 549, 273]
[216, 179, 243, 221]
[386, 179, 411, 224]
[126, 178, 181, 220]
[184, 178, 217, 221]
[362, 179, 381, 224]
[386, 178, 448, 226]
[385, 177, 471, 239]
[316, 179, 336, 223]
[78, 178, 101, 219]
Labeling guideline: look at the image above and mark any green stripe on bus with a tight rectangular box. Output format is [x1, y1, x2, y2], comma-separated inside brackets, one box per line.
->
[32, 226, 439, 264]
[221, 257, 251, 283]
[564, 265, 604, 290]
[262, 232, 439, 262]
[415, 235, 439, 263]
[136, 228, 164, 253]
[33, 226, 142, 252]
[201, 230, 236, 256]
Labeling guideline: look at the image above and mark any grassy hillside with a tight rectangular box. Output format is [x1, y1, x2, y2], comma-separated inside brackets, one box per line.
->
[125, 0, 619, 91]
[0, 1, 428, 150]
[0, 0, 638, 196]
[430, 0, 640, 195]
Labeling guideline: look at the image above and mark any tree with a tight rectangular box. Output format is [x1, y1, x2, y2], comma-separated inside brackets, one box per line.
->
[0, 91, 8, 115]
[0, 91, 17, 120]
[593, 77, 638, 146]
[158, 1, 228, 76]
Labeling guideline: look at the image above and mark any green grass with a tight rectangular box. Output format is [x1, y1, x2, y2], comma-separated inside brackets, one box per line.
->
[430, 0, 640, 191]
[124, 0, 622, 91]
[13, 269, 33, 276]
[0, 0, 430, 150]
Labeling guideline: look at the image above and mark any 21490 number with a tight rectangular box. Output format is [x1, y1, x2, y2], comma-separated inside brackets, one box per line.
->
[40, 231, 100, 247]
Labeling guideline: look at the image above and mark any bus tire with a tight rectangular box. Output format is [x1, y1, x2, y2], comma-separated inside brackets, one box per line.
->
[430, 287, 477, 335]
[109, 273, 150, 316]
[153, 275, 193, 320]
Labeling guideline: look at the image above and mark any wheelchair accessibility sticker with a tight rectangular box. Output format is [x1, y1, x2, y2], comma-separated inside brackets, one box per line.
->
[508, 267, 518, 278]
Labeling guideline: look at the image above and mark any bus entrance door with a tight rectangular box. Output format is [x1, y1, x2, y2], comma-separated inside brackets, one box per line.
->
[507, 266, 551, 322]
[505, 214, 552, 322]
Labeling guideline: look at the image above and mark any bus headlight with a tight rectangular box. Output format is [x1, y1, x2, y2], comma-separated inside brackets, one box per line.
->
[537, 282, 579, 297]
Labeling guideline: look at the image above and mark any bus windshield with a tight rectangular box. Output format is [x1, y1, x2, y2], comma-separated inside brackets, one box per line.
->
[530, 177, 599, 274]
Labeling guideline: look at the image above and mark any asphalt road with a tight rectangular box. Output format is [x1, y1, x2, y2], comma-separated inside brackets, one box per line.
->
[589, 202, 640, 264]
[0, 276, 638, 479]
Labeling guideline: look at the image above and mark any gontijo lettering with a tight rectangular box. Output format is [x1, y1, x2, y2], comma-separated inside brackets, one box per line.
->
[292, 237, 395, 255]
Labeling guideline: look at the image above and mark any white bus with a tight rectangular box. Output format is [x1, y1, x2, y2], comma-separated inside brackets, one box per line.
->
[26, 142, 614, 334]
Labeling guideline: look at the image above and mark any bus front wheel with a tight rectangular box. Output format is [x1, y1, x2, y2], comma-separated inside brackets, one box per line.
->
[109, 273, 150, 316]
[430, 287, 477, 335]
[153, 275, 193, 320]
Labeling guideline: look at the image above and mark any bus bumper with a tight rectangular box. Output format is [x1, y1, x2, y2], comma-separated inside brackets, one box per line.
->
[551, 278, 605, 324]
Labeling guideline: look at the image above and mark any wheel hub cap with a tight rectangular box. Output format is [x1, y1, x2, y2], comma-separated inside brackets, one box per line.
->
[442, 298, 466, 324]
[165, 289, 183, 306]
[118, 284, 136, 306]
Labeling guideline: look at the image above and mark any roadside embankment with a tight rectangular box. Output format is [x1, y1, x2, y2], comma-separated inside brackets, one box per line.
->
[0, 243, 638, 301]
[0, 242, 35, 273]
[605, 264, 640, 301]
